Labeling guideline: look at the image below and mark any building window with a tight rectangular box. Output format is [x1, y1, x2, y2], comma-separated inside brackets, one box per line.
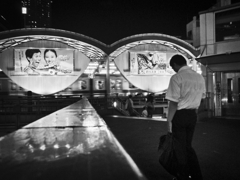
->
[187, 30, 193, 40]
[232, 0, 240, 4]
[196, 21, 200, 27]
[238, 78, 240, 103]
[227, 78, 233, 103]
[11, 83, 17, 90]
[215, 7, 240, 42]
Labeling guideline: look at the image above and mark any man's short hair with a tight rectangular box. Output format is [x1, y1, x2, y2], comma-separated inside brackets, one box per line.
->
[169, 54, 187, 67]
[25, 49, 41, 60]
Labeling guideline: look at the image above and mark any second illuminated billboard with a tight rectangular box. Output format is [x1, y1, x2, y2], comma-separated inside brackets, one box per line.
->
[129, 52, 174, 75]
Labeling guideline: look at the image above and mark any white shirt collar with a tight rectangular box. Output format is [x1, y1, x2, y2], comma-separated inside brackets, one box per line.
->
[178, 66, 190, 73]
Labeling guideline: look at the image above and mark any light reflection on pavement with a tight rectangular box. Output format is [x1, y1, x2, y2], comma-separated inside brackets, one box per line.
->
[0, 97, 147, 180]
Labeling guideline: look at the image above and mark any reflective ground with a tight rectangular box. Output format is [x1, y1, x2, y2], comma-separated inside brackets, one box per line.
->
[0, 98, 147, 180]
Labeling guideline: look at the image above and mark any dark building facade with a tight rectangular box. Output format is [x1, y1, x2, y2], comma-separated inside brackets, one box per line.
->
[22, 0, 52, 28]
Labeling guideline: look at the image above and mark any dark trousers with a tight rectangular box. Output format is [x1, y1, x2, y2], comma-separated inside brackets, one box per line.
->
[147, 107, 153, 118]
[172, 109, 202, 180]
[128, 108, 135, 116]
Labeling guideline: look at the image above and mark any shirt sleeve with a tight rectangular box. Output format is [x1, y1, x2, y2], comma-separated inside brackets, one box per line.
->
[201, 76, 206, 99]
[166, 76, 180, 102]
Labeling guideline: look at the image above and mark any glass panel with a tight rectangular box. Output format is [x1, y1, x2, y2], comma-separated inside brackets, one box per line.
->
[215, 7, 240, 42]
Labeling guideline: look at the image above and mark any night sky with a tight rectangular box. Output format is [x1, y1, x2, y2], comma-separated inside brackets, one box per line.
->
[1, 0, 218, 44]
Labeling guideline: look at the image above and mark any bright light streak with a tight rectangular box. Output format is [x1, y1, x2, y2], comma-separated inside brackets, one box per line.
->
[0, 15, 6, 20]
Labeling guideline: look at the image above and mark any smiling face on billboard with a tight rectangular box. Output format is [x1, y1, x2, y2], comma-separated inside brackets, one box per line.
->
[23, 49, 42, 74]
[44, 49, 57, 65]
[27, 50, 41, 67]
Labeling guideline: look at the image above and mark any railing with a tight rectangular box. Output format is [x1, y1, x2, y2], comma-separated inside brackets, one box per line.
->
[0, 96, 107, 115]
[0, 95, 168, 129]
[111, 96, 130, 116]
[0, 98, 148, 180]
[0, 97, 81, 130]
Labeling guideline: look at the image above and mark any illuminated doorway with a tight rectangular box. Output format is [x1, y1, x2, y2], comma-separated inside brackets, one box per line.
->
[221, 72, 240, 117]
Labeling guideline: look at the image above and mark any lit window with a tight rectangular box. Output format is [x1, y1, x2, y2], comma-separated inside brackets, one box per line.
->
[22, 7, 27, 14]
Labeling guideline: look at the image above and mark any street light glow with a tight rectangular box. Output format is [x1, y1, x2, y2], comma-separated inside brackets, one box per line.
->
[22, 7, 27, 14]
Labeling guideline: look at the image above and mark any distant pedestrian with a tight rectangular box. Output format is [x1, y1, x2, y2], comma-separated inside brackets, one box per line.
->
[166, 54, 206, 180]
[125, 95, 135, 116]
[145, 94, 155, 118]
[141, 106, 148, 117]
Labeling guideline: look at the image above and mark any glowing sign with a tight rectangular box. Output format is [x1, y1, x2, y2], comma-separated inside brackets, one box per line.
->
[22, 7, 27, 14]
[130, 52, 174, 75]
[95, 80, 105, 90]
[14, 48, 74, 76]
[0, 48, 90, 95]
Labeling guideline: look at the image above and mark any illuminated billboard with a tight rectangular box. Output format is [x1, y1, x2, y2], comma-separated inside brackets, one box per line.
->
[14, 48, 74, 76]
[130, 52, 174, 75]
[0, 48, 90, 95]
[114, 51, 177, 93]
[78, 79, 89, 90]
[94, 79, 105, 90]
[110, 79, 122, 90]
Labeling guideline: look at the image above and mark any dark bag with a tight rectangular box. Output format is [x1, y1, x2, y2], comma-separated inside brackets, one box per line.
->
[158, 133, 178, 176]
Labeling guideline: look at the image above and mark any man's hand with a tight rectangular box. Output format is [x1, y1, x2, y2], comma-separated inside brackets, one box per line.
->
[168, 121, 172, 133]
[167, 101, 177, 133]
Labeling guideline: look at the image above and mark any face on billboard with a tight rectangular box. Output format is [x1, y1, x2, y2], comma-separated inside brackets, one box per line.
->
[44, 50, 57, 65]
[30, 52, 41, 67]
[0, 48, 90, 95]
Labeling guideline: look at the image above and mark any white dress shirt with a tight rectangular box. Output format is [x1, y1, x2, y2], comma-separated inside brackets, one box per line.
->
[166, 66, 206, 110]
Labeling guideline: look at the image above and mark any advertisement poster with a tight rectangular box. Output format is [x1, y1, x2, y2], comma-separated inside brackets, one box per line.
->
[110, 79, 122, 90]
[14, 48, 74, 76]
[95, 80, 105, 90]
[78, 80, 89, 90]
[129, 52, 174, 75]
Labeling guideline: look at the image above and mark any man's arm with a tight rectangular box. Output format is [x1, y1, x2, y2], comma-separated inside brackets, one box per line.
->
[167, 100, 178, 133]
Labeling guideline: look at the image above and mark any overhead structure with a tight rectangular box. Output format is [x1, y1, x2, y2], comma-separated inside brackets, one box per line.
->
[0, 29, 108, 95]
[0, 28, 108, 60]
[109, 33, 199, 59]
[0, 29, 200, 95]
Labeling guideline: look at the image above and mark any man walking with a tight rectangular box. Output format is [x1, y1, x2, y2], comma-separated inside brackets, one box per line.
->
[166, 55, 206, 180]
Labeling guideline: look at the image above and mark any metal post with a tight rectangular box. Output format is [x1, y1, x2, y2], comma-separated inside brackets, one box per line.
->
[106, 56, 110, 98]
[206, 66, 209, 116]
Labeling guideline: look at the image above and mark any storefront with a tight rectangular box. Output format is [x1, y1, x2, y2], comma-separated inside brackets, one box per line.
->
[197, 51, 240, 118]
